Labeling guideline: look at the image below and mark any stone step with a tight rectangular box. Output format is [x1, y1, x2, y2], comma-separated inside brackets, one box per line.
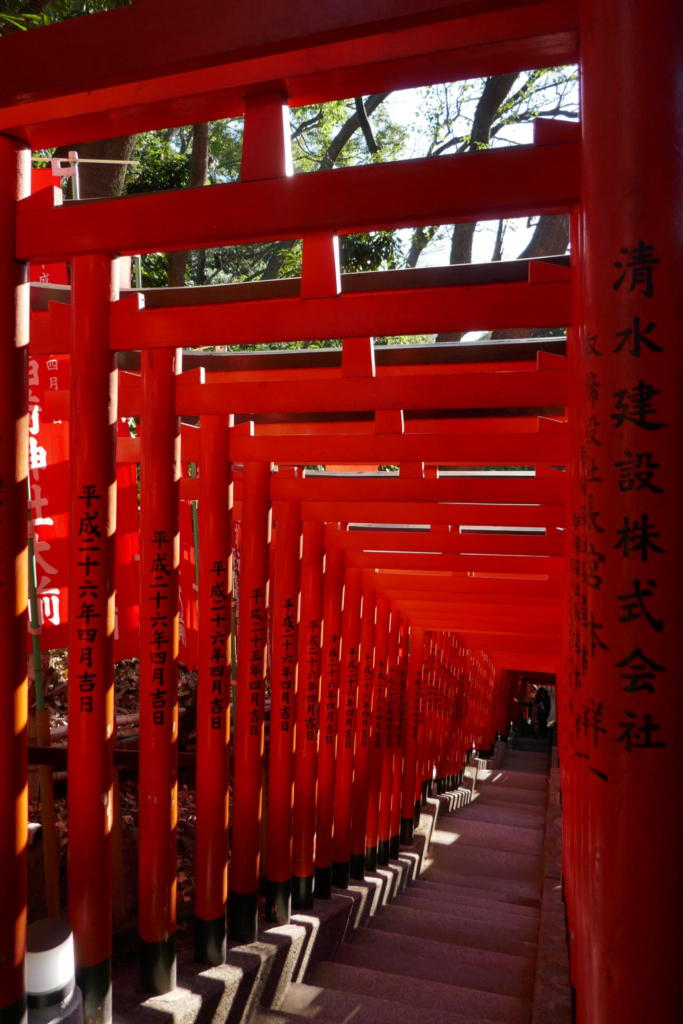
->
[307, 962, 530, 1024]
[349, 927, 533, 992]
[427, 841, 543, 884]
[367, 903, 537, 958]
[503, 761, 549, 772]
[509, 741, 552, 754]
[279, 982, 504, 1024]
[399, 892, 540, 929]
[451, 802, 545, 830]
[422, 869, 540, 904]
[384, 893, 539, 941]
[433, 817, 545, 855]
[253, 1013, 337, 1024]
[470, 785, 547, 807]
[502, 758, 549, 770]
[335, 934, 533, 998]
[411, 878, 540, 914]
[481, 769, 549, 791]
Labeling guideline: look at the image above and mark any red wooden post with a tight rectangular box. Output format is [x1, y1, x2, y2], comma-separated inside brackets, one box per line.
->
[365, 596, 390, 870]
[377, 606, 398, 864]
[439, 635, 451, 791]
[139, 348, 181, 993]
[439, 636, 451, 787]
[293, 520, 324, 907]
[331, 565, 362, 888]
[67, 255, 118, 1023]
[417, 631, 434, 807]
[390, 617, 409, 858]
[401, 625, 425, 844]
[241, 91, 292, 182]
[447, 641, 459, 790]
[430, 633, 442, 791]
[350, 585, 376, 879]
[0, 136, 29, 1024]
[230, 91, 286, 936]
[265, 497, 300, 923]
[230, 459, 271, 941]
[570, 3, 683, 1019]
[315, 544, 344, 898]
[194, 415, 231, 963]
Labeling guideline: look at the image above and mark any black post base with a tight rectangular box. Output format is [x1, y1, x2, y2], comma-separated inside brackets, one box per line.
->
[194, 914, 226, 965]
[414, 799, 421, 827]
[400, 816, 414, 845]
[365, 845, 378, 872]
[0, 997, 26, 1024]
[349, 854, 365, 881]
[140, 938, 175, 995]
[421, 780, 430, 804]
[315, 865, 332, 899]
[389, 834, 400, 860]
[292, 875, 314, 910]
[331, 860, 350, 889]
[264, 879, 291, 924]
[228, 891, 259, 943]
[377, 838, 390, 866]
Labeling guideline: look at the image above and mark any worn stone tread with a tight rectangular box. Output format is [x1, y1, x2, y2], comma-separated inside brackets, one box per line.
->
[307, 962, 530, 1024]
[279, 982, 505, 1024]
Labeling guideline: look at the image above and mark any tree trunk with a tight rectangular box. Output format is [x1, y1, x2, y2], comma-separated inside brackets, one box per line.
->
[489, 213, 569, 339]
[167, 123, 210, 287]
[437, 73, 518, 342]
[53, 135, 138, 200]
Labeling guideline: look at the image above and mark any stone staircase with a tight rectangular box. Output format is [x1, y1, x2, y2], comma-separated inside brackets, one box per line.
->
[254, 746, 551, 1024]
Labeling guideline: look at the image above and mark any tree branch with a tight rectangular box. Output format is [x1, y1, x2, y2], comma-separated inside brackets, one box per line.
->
[320, 93, 390, 170]
[354, 97, 379, 153]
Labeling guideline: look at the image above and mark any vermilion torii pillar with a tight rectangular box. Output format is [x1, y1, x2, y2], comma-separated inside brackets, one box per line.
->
[0, 136, 29, 1024]
[68, 255, 118, 1024]
[138, 349, 181, 993]
[390, 617, 409, 858]
[332, 565, 362, 887]
[366, 595, 391, 870]
[350, 584, 376, 880]
[316, 543, 345, 898]
[230, 458, 271, 942]
[571, 2, 683, 1020]
[401, 625, 425, 844]
[265, 496, 300, 924]
[292, 520, 324, 908]
[378, 607, 400, 864]
[194, 415, 231, 963]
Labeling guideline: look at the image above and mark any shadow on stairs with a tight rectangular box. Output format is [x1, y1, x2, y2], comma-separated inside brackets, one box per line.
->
[254, 744, 568, 1024]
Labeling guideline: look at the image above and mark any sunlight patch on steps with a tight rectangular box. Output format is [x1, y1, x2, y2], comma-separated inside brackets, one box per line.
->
[430, 828, 462, 846]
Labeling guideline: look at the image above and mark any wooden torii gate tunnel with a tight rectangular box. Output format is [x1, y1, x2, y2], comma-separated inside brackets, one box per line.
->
[0, 2, 680, 1024]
